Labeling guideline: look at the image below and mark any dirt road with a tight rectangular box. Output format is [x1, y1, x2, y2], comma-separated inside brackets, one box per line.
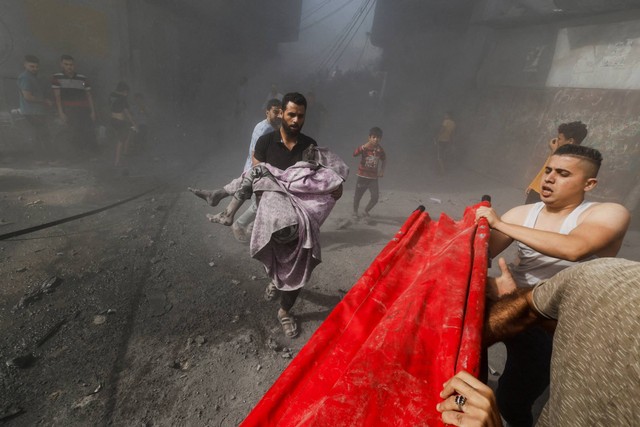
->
[1, 144, 637, 426]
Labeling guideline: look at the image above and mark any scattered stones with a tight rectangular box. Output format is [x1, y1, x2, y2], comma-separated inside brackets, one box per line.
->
[71, 393, 99, 410]
[26, 199, 43, 206]
[281, 348, 293, 359]
[93, 315, 107, 325]
[170, 359, 190, 371]
[208, 261, 216, 267]
[195, 335, 206, 346]
[230, 279, 241, 285]
[15, 266, 27, 272]
[16, 276, 63, 309]
[266, 337, 280, 351]
[256, 364, 262, 371]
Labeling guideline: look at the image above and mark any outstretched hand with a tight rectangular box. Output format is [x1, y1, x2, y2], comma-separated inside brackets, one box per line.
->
[486, 257, 518, 301]
[437, 371, 503, 427]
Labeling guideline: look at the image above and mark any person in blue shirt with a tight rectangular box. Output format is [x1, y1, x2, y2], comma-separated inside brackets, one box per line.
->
[17, 55, 52, 154]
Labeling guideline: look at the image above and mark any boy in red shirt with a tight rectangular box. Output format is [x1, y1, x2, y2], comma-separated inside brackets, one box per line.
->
[353, 127, 386, 218]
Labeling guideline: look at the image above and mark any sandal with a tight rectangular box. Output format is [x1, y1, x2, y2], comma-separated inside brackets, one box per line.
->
[264, 281, 278, 301]
[278, 312, 299, 338]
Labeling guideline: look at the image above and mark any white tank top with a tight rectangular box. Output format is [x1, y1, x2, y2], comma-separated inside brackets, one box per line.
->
[511, 201, 596, 287]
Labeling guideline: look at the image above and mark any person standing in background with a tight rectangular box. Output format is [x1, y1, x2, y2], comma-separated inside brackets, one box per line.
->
[434, 111, 455, 174]
[17, 55, 52, 156]
[109, 82, 136, 167]
[52, 54, 97, 155]
[352, 126, 386, 219]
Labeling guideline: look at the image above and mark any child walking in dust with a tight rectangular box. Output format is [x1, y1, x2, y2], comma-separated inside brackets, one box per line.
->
[352, 127, 386, 219]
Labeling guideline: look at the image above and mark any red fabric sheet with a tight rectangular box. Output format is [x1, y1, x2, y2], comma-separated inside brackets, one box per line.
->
[241, 202, 490, 427]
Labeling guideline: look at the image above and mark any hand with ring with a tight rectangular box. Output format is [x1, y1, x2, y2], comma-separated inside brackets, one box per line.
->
[436, 370, 503, 427]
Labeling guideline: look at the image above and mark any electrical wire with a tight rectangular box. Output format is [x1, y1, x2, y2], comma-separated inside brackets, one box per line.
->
[301, 0, 335, 23]
[315, 0, 371, 68]
[315, 0, 376, 72]
[300, 0, 358, 32]
[327, 0, 376, 70]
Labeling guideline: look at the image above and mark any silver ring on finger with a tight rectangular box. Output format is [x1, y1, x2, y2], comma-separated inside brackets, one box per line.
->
[454, 394, 467, 411]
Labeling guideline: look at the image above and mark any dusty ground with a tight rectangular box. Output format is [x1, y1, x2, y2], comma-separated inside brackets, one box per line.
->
[1, 134, 638, 426]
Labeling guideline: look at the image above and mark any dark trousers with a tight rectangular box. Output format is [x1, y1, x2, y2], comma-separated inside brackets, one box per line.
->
[24, 115, 51, 152]
[65, 107, 96, 151]
[353, 176, 379, 213]
[280, 288, 301, 312]
[496, 327, 553, 427]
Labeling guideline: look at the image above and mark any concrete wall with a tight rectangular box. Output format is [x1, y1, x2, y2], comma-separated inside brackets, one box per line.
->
[463, 17, 640, 206]
[370, 1, 640, 217]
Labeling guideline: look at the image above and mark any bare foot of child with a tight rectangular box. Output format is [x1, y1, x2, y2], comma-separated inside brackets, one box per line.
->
[206, 212, 233, 226]
[188, 187, 229, 206]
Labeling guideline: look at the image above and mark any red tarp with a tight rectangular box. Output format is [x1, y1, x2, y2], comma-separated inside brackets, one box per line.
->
[241, 202, 490, 427]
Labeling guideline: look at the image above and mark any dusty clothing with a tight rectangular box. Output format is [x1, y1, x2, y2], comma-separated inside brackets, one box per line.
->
[253, 130, 317, 171]
[353, 144, 385, 179]
[52, 72, 95, 150]
[224, 148, 349, 291]
[436, 118, 455, 143]
[500, 200, 598, 426]
[51, 72, 91, 108]
[111, 118, 130, 141]
[18, 70, 47, 115]
[224, 147, 348, 291]
[511, 201, 596, 286]
[109, 92, 129, 114]
[532, 258, 640, 427]
[354, 176, 379, 214]
[244, 119, 279, 172]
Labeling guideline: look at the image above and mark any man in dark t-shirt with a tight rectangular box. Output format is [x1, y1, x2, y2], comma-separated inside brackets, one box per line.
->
[189, 92, 343, 338]
[52, 54, 97, 153]
[252, 92, 342, 338]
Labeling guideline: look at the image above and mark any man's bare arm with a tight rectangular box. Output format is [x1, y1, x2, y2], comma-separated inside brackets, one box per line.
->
[484, 289, 539, 346]
[488, 229, 513, 259]
[480, 204, 629, 261]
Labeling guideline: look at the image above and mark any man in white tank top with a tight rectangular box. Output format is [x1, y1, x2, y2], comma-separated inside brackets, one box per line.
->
[475, 144, 630, 427]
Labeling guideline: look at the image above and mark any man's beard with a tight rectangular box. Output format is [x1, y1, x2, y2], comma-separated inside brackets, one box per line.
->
[282, 121, 301, 137]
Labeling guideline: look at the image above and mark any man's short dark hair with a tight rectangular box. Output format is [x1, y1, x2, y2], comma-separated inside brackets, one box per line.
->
[24, 55, 39, 64]
[281, 92, 307, 110]
[60, 54, 74, 62]
[558, 121, 588, 145]
[553, 144, 602, 177]
[369, 127, 383, 137]
[265, 98, 282, 111]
